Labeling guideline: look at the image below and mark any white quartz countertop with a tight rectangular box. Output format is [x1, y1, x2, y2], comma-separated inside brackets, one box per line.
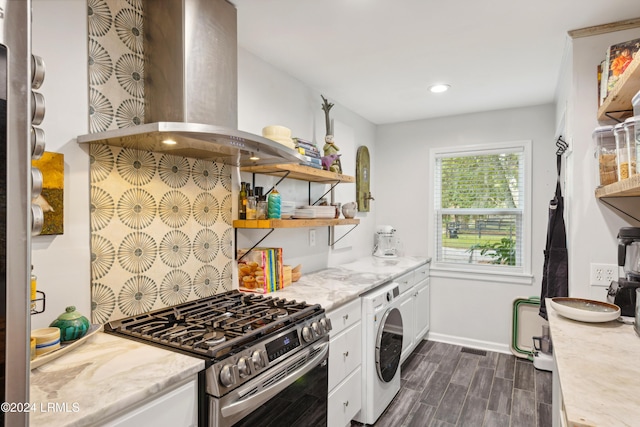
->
[29, 331, 204, 427]
[27, 256, 428, 426]
[547, 301, 640, 427]
[273, 256, 430, 311]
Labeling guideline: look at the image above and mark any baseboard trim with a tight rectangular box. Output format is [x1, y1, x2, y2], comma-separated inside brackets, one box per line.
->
[424, 332, 512, 355]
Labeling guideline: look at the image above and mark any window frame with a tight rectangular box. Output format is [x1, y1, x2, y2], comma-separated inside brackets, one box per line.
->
[428, 140, 533, 283]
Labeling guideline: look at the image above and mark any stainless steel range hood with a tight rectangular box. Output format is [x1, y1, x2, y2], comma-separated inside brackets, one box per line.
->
[77, 122, 304, 166]
[77, 0, 303, 167]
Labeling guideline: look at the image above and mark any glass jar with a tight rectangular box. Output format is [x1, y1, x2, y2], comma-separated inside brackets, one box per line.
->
[626, 115, 640, 175]
[593, 125, 617, 186]
[246, 196, 257, 219]
[257, 200, 268, 220]
[623, 117, 637, 176]
[614, 122, 630, 181]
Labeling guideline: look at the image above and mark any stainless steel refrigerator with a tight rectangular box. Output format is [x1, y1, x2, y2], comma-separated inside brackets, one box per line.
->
[1, 1, 46, 425]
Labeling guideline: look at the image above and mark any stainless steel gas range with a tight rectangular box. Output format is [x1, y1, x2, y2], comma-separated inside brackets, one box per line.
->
[105, 290, 331, 427]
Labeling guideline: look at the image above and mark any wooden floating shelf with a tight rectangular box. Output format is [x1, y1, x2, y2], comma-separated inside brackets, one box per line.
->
[595, 174, 640, 198]
[234, 218, 360, 229]
[241, 163, 355, 183]
[597, 55, 640, 122]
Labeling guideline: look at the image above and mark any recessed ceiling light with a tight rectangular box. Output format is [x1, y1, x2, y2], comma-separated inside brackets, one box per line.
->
[162, 138, 177, 145]
[249, 153, 260, 161]
[429, 84, 450, 93]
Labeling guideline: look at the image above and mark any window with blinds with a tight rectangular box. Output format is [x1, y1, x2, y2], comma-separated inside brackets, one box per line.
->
[433, 142, 530, 271]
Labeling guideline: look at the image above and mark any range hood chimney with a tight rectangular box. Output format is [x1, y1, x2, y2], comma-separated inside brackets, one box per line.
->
[144, 0, 237, 128]
[78, 0, 302, 167]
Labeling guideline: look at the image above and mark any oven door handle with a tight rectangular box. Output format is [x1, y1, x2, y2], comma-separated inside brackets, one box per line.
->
[220, 340, 329, 418]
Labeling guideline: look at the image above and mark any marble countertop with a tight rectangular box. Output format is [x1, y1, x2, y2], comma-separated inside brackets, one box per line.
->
[29, 332, 204, 427]
[547, 301, 640, 427]
[273, 256, 430, 311]
[27, 256, 428, 426]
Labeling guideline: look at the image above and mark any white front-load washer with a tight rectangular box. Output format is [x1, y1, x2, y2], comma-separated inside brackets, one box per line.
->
[354, 281, 404, 425]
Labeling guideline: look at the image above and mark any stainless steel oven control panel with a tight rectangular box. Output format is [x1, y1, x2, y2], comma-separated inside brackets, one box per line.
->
[207, 313, 332, 397]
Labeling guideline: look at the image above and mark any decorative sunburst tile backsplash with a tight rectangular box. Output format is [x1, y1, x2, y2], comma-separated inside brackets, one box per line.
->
[88, 0, 144, 133]
[90, 145, 233, 323]
[88, 0, 234, 323]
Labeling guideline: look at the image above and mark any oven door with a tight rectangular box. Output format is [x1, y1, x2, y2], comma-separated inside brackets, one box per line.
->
[211, 337, 329, 427]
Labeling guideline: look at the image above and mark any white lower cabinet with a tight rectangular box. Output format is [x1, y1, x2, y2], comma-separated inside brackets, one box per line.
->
[414, 277, 430, 341]
[101, 376, 198, 427]
[398, 289, 416, 363]
[327, 298, 362, 427]
[398, 267, 430, 364]
[328, 366, 362, 427]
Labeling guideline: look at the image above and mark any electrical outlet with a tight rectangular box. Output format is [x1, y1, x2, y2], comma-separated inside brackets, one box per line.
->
[590, 263, 618, 286]
[309, 229, 316, 247]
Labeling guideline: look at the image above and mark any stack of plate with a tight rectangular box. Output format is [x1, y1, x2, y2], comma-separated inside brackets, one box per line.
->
[293, 205, 336, 219]
[281, 201, 297, 219]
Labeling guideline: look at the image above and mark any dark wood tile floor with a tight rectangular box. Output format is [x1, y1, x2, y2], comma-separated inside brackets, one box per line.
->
[354, 340, 552, 427]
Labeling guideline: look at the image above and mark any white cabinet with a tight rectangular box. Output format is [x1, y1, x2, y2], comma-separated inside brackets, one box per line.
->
[101, 376, 199, 427]
[328, 366, 362, 427]
[398, 289, 415, 363]
[397, 263, 430, 364]
[327, 299, 362, 427]
[414, 278, 430, 341]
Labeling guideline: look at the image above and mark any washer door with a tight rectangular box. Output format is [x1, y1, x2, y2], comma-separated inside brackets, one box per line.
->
[375, 307, 403, 382]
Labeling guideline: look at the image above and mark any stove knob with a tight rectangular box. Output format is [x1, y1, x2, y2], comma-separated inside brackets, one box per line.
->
[302, 326, 314, 342]
[320, 317, 332, 333]
[219, 364, 236, 387]
[312, 321, 323, 336]
[237, 357, 252, 378]
[252, 350, 267, 370]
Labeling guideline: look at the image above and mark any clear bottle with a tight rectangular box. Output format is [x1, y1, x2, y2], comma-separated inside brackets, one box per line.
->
[239, 181, 247, 220]
[267, 187, 281, 219]
[246, 195, 257, 220]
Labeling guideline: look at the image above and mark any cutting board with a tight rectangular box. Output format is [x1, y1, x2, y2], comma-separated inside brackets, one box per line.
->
[511, 297, 548, 360]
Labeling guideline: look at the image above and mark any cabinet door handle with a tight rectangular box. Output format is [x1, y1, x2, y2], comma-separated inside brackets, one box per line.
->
[343, 314, 349, 321]
[343, 400, 349, 407]
[343, 351, 349, 358]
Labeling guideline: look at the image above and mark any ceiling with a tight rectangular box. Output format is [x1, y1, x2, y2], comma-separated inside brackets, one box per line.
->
[234, 0, 640, 125]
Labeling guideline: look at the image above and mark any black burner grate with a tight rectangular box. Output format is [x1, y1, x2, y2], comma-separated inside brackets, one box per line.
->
[105, 290, 322, 360]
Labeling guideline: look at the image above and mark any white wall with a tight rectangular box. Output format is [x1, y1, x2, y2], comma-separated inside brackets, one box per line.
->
[563, 28, 640, 302]
[31, 0, 90, 329]
[31, 1, 638, 352]
[376, 104, 558, 352]
[236, 49, 378, 272]
[29, 1, 378, 331]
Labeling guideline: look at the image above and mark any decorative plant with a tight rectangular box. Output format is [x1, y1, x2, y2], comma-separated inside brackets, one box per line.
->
[467, 237, 516, 265]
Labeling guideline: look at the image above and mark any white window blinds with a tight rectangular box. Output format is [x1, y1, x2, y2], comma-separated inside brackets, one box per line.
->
[433, 143, 528, 269]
